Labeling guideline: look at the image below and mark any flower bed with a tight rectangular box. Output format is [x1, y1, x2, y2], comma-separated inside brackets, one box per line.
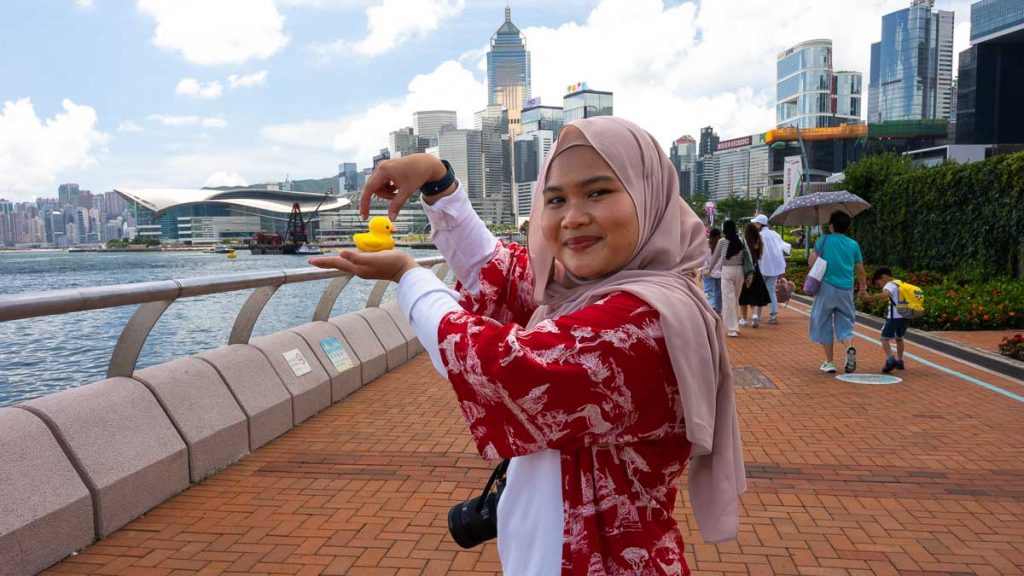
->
[781, 260, 1024, 331]
[999, 334, 1024, 362]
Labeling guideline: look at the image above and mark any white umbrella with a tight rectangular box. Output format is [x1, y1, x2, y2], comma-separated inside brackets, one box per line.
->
[768, 190, 871, 226]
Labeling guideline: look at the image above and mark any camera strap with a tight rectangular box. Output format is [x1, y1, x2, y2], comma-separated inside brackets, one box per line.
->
[474, 459, 510, 513]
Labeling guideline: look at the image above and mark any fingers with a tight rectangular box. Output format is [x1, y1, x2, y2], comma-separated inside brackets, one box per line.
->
[308, 250, 376, 278]
[389, 191, 410, 221]
[361, 167, 410, 220]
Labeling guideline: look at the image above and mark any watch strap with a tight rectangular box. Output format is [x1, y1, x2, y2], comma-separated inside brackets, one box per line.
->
[420, 160, 456, 196]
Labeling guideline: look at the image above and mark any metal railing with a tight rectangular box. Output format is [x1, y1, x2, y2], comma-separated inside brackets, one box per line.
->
[0, 257, 449, 379]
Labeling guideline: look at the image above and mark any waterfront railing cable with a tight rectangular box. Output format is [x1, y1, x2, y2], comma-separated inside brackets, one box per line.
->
[0, 256, 448, 379]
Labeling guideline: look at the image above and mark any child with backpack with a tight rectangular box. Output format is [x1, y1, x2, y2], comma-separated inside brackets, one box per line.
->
[861, 267, 925, 373]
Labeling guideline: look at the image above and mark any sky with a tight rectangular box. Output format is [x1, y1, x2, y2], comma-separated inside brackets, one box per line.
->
[0, 0, 973, 202]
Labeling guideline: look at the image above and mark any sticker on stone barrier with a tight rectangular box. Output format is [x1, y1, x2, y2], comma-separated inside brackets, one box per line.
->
[283, 348, 312, 377]
[319, 337, 353, 372]
[835, 374, 902, 385]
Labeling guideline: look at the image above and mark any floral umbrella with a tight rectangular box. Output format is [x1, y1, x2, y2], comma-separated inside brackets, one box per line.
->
[768, 190, 871, 226]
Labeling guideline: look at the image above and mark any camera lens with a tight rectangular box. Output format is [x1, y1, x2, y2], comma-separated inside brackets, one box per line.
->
[447, 493, 499, 549]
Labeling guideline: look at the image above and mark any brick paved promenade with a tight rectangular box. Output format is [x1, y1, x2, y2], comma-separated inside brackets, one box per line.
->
[47, 302, 1024, 575]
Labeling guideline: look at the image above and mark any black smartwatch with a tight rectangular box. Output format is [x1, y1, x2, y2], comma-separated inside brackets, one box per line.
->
[420, 159, 456, 196]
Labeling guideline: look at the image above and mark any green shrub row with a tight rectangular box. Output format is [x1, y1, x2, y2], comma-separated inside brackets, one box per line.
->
[842, 152, 1024, 279]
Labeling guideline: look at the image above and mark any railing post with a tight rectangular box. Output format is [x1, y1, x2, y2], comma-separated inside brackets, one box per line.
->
[312, 274, 354, 322]
[106, 299, 176, 378]
[366, 280, 390, 308]
[229, 285, 281, 345]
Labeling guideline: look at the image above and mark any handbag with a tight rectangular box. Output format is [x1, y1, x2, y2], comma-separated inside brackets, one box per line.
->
[776, 276, 796, 305]
[802, 236, 829, 296]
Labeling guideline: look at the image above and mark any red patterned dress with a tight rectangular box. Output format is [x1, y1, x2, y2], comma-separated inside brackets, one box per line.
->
[439, 240, 693, 575]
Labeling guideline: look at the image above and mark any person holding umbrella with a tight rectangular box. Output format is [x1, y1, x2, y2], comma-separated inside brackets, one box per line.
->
[807, 210, 867, 373]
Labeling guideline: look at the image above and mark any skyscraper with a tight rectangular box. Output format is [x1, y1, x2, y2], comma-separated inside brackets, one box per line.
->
[694, 126, 719, 196]
[956, 0, 1024, 144]
[563, 84, 613, 122]
[58, 183, 80, 209]
[867, 0, 955, 122]
[776, 40, 863, 128]
[389, 127, 428, 158]
[438, 129, 483, 201]
[487, 4, 531, 111]
[670, 136, 697, 198]
[413, 110, 457, 147]
[475, 105, 514, 224]
[514, 103, 563, 222]
[339, 163, 359, 194]
[834, 71, 864, 122]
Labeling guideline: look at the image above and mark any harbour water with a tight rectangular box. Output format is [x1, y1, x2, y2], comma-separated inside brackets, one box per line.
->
[0, 248, 439, 407]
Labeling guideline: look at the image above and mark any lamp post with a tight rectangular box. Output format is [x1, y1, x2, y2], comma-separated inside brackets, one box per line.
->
[771, 123, 813, 262]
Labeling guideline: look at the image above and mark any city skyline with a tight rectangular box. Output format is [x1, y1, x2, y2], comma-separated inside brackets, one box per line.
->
[1, 0, 974, 203]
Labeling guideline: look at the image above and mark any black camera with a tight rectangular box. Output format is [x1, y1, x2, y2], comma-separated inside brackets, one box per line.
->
[447, 459, 510, 549]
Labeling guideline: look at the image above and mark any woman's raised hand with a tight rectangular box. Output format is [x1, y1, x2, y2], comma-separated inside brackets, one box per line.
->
[360, 154, 449, 221]
[308, 250, 418, 283]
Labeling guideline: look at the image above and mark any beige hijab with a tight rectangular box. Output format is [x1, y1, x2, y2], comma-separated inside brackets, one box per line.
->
[526, 117, 745, 543]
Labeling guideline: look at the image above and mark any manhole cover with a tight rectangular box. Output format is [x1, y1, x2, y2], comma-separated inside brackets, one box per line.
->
[835, 374, 903, 385]
[733, 366, 777, 389]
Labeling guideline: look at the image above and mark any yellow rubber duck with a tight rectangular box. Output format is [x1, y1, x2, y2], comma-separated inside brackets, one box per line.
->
[353, 216, 395, 252]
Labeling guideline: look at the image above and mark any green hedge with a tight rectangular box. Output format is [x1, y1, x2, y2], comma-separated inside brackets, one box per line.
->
[842, 152, 1024, 278]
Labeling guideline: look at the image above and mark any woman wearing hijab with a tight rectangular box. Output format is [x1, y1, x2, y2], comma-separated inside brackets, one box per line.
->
[311, 117, 745, 575]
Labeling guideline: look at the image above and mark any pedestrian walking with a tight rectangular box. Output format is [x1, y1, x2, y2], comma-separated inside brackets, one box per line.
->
[702, 227, 723, 313]
[751, 214, 787, 324]
[808, 210, 867, 373]
[739, 222, 771, 327]
[709, 219, 750, 337]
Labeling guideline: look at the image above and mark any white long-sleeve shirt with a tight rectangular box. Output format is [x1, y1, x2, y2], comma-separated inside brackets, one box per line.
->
[758, 228, 787, 277]
[394, 184, 563, 576]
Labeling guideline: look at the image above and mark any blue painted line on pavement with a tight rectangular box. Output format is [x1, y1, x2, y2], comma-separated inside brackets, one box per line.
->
[785, 303, 1024, 404]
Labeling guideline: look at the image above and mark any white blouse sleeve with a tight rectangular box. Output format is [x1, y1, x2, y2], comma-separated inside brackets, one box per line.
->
[397, 266, 462, 376]
[420, 184, 498, 295]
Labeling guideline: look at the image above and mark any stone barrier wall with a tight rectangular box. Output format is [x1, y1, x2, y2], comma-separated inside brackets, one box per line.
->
[0, 303, 419, 576]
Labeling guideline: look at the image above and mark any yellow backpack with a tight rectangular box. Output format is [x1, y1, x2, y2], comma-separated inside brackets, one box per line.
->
[893, 280, 925, 319]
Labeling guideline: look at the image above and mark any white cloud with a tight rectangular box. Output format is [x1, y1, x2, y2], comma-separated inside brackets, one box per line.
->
[137, 0, 289, 65]
[262, 59, 484, 165]
[279, 0, 371, 7]
[148, 114, 227, 128]
[228, 70, 269, 89]
[75, 0, 94, 7]
[279, 0, 977, 172]
[512, 0, 974, 145]
[0, 98, 110, 200]
[117, 120, 144, 133]
[175, 78, 224, 99]
[202, 170, 248, 187]
[310, 0, 465, 59]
